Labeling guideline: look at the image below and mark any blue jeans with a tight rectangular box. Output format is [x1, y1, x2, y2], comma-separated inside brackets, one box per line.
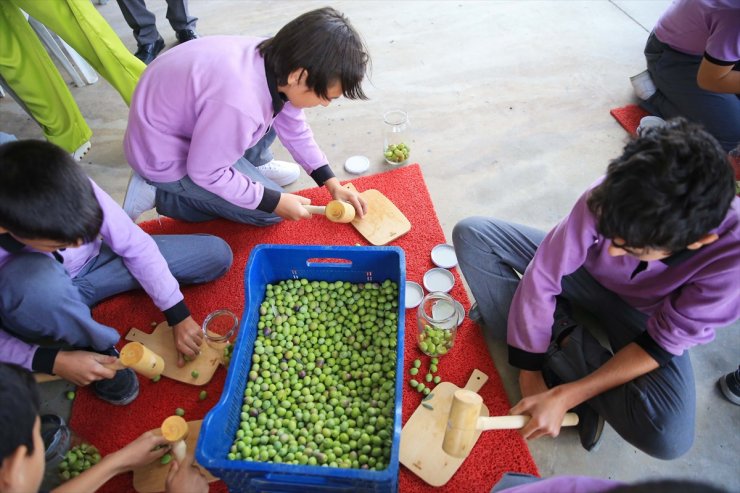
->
[0, 234, 232, 351]
[643, 32, 740, 152]
[452, 217, 695, 459]
[151, 128, 285, 225]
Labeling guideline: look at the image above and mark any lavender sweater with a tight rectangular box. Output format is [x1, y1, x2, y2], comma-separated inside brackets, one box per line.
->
[124, 36, 333, 213]
[0, 181, 185, 372]
[508, 185, 740, 370]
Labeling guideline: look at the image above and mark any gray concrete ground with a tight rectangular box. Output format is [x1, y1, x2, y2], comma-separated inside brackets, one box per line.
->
[2, 0, 738, 490]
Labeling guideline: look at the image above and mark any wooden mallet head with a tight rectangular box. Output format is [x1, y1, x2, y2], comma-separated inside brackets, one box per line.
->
[161, 415, 189, 461]
[303, 200, 356, 223]
[442, 389, 483, 458]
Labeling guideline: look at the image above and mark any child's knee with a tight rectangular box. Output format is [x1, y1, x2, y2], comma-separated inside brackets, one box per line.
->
[0, 253, 67, 298]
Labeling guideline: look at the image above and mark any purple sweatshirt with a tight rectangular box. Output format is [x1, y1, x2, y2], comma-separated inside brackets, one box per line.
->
[508, 182, 740, 370]
[124, 36, 335, 213]
[497, 476, 622, 493]
[654, 0, 740, 64]
[0, 180, 187, 372]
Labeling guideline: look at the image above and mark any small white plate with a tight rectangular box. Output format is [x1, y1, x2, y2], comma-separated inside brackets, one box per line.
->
[431, 244, 458, 269]
[423, 268, 455, 293]
[344, 155, 370, 175]
[405, 281, 424, 309]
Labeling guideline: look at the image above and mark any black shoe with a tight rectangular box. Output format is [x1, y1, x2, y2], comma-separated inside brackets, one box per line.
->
[575, 403, 604, 452]
[134, 36, 165, 64]
[175, 29, 198, 43]
[718, 366, 740, 405]
[469, 301, 482, 324]
[92, 368, 139, 405]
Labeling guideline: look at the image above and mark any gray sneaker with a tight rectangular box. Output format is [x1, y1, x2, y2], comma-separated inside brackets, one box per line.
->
[718, 366, 740, 405]
[92, 368, 139, 406]
[122, 172, 156, 222]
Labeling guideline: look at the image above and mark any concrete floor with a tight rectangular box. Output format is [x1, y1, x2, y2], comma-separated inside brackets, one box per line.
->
[2, 0, 738, 490]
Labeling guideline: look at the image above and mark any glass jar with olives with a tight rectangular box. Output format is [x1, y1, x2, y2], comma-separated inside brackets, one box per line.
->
[382, 109, 410, 166]
[416, 292, 458, 357]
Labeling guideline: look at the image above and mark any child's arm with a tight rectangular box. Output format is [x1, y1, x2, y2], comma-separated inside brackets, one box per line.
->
[512, 343, 658, 440]
[51, 432, 169, 493]
[697, 57, 740, 94]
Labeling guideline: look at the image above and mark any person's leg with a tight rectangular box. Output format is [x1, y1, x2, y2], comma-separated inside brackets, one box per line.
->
[0, 1, 91, 153]
[452, 216, 547, 340]
[548, 267, 696, 459]
[14, 0, 145, 105]
[164, 0, 197, 32]
[73, 235, 232, 306]
[643, 32, 740, 152]
[152, 156, 285, 225]
[114, 0, 159, 45]
[0, 253, 119, 351]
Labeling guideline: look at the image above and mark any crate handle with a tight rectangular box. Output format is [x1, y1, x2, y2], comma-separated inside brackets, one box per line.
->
[306, 257, 352, 268]
[262, 472, 330, 486]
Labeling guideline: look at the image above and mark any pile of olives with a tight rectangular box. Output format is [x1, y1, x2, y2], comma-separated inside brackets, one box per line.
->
[58, 443, 101, 481]
[384, 143, 410, 164]
[229, 278, 399, 471]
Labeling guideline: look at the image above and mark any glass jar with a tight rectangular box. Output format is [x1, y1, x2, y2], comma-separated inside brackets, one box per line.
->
[202, 309, 239, 366]
[417, 292, 459, 357]
[383, 109, 411, 166]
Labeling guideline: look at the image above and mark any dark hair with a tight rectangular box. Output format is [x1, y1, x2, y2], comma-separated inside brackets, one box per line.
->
[0, 140, 103, 243]
[0, 364, 41, 459]
[610, 479, 728, 493]
[258, 7, 370, 100]
[587, 118, 735, 252]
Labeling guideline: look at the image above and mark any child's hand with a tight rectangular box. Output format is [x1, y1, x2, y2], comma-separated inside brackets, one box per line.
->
[172, 316, 204, 367]
[324, 178, 367, 218]
[107, 431, 170, 472]
[52, 350, 118, 386]
[274, 193, 312, 221]
[165, 452, 209, 493]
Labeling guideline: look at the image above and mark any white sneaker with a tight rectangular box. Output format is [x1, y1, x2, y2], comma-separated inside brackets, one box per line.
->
[257, 160, 301, 186]
[629, 70, 657, 100]
[122, 171, 156, 221]
[71, 141, 91, 162]
[636, 115, 666, 137]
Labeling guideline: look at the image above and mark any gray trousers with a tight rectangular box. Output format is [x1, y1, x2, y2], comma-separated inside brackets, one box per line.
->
[151, 127, 285, 225]
[116, 0, 197, 45]
[0, 235, 232, 351]
[452, 217, 695, 459]
[643, 32, 740, 153]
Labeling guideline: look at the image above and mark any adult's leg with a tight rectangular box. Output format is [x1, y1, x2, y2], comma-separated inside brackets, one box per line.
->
[114, 0, 159, 46]
[0, 1, 91, 152]
[164, 0, 197, 32]
[0, 253, 119, 351]
[452, 216, 547, 340]
[73, 234, 232, 306]
[15, 0, 145, 105]
[643, 32, 740, 152]
[549, 267, 696, 459]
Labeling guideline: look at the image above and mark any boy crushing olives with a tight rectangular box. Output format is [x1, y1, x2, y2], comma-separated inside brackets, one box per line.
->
[0, 363, 208, 493]
[453, 118, 740, 459]
[122, 7, 370, 224]
[0, 138, 232, 404]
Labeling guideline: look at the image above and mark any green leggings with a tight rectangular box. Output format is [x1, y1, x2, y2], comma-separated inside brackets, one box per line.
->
[0, 0, 144, 152]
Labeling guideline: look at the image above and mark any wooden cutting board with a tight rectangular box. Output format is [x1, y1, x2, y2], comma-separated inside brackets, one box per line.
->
[132, 420, 218, 493]
[125, 322, 227, 386]
[400, 369, 489, 486]
[344, 183, 411, 246]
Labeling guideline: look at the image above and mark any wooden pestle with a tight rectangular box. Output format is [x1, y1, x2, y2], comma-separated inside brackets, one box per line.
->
[303, 200, 355, 223]
[102, 341, 165, 378]
[161, 415, 189, 462]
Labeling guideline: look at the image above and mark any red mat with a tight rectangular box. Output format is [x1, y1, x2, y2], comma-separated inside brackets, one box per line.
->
[610, 104, 651, 136]
[69, 164, 538, 493]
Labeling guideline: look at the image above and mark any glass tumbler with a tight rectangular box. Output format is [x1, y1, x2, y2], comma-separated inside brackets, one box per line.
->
[202, 309, 239, 364]
[383, 109, 411, 166]
[417, 292, 458, 357]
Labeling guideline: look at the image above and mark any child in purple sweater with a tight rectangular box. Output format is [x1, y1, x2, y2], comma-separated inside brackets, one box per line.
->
[454, 118, 739, 459]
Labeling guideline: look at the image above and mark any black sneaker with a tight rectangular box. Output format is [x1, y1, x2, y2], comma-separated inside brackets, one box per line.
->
[92, 368, 139, 405]
[718, 366, 740, 405]
[575, 403, 605, 452]
[175, 29, 198, 44]
[134, 36, 165, 65]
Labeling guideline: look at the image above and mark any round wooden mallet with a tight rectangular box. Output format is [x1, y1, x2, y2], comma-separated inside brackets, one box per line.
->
[441, 389, 580, 459]
[303, 200, 355, 223]
[103, 341, 165, 378]
[161, 415, 189, 462]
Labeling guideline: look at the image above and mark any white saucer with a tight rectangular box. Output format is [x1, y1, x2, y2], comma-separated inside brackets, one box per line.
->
[344, 155, 370, 175]
[431, 244, 458, 269]
[423, 268, 455, 293]
[405, 281, 424, 309]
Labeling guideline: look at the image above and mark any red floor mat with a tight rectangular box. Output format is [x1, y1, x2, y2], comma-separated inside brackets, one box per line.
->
[610, 104, 651, 136]
[69, 164, 538, 492]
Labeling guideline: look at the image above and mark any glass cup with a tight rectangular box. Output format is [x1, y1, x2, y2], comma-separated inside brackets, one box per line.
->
[417, 292, 459, 357]
[202, 309, 239, 346]
[383, 109, 411, 166]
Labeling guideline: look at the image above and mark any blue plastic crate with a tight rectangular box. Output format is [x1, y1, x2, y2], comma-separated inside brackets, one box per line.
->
[196, 245, 406, 493]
